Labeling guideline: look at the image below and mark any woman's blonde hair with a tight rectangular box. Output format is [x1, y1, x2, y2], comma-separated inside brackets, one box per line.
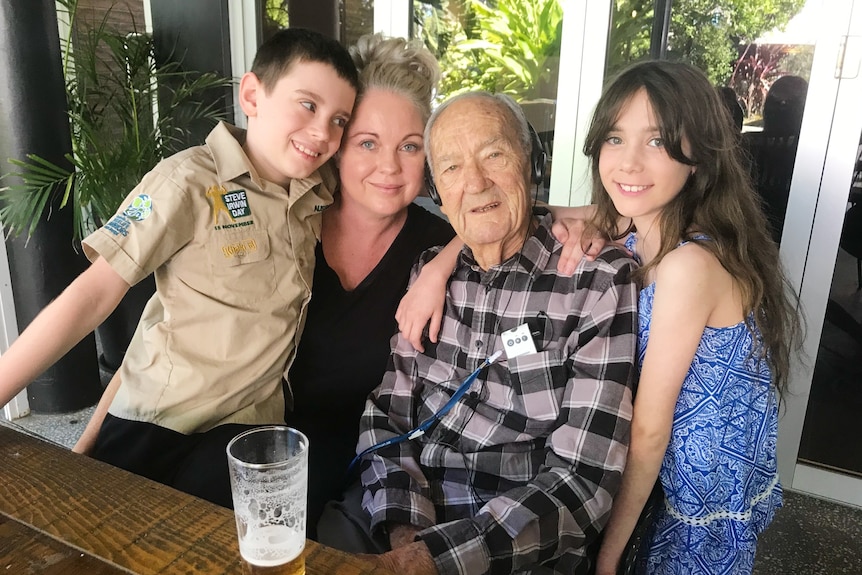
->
[349, 34, 440, 123]
[584, 60, 803, 396]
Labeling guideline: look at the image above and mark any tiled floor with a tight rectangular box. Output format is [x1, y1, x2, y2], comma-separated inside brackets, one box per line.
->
[754, 490, 862, 574]
[8, 404, 95, 449]
[5, 402, 862, 573]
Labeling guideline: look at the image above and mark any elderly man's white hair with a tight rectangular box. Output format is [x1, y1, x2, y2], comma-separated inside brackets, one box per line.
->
[423, 91, 532, 178]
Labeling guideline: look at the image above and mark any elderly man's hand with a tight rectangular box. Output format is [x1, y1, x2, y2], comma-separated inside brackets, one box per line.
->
[387, 524, 422, 550]
[357, 540, 438, 575]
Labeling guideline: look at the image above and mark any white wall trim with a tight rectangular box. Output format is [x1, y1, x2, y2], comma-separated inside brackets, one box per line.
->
[0, 226, 27, 420]
[227, 0, 259, 128]
[777, 0, 862, 488]
[792, 464, 862, 509]
[142, 0, 153, 33]
[373, 0, 410, 38]
[548, 0, 611, 207]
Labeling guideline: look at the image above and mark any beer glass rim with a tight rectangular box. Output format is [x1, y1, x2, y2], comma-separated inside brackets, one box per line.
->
[226, 425, 308, 470]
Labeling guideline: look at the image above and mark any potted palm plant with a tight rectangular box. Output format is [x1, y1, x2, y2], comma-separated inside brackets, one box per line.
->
[0, 0, 232, 372]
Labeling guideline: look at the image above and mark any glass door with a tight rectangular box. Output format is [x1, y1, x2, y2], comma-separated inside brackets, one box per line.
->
[411, 0, 588, 205]
[573, 0, 862, 507]
[797, 130, 862, 478]
[778, 0, 862, 506]
[603, 0, 818, 230]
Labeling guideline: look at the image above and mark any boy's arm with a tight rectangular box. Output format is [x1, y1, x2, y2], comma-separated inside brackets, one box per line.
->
[0, 257, 130, 408]
[72, 369, 122, 455]
[395, 238, 461, 352]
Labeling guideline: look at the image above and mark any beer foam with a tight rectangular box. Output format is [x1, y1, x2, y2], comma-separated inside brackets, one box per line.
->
[240, 524, 304, 566]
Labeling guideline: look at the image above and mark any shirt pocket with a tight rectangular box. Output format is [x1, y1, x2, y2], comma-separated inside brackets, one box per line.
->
[207, 229, 276, 305]
[506, 349, 567, 436]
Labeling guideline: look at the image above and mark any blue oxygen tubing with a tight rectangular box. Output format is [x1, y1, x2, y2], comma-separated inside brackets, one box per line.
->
[347, 350, 503, 475]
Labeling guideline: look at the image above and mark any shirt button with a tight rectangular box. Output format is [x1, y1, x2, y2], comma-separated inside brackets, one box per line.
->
[475, 340, 483, 349]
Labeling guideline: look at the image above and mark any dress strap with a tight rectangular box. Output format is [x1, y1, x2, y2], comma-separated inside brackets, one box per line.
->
[677, 233, 710, 248]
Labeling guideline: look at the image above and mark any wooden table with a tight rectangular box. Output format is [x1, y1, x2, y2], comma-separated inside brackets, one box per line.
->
[0, 423, 391, 574]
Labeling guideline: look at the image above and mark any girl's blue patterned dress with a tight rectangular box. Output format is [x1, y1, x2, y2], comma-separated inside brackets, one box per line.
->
[625, 234, 783, 575]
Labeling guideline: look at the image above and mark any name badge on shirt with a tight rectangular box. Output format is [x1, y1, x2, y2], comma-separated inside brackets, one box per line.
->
[209, 186, 255, 230]
[502, 323, 537, 359]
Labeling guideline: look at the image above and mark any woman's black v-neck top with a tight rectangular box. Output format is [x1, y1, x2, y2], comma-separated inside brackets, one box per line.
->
[286, 203, 454, 535]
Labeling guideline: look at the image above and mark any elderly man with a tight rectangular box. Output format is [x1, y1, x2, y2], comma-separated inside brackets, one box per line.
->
[323, 91, 638, 575]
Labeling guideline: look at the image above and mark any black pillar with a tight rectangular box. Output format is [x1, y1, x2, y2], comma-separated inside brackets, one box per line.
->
[0, 0, 101, 412]
[289, 0, 340, 40]
[150, 0, 233, 147]
[650, 0, 673, 60]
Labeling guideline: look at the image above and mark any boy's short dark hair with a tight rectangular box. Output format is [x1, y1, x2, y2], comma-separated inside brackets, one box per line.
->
[251, 28, 360, 94]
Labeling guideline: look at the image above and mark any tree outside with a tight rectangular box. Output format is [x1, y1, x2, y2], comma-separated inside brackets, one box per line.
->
[415, 0, 808, 118]
[414, 0, 562, 101]
[606, 0, 809, 124]
[615, 0, 807, 85]
[729, 42, 813, 124]
[261, 0, 290, 43]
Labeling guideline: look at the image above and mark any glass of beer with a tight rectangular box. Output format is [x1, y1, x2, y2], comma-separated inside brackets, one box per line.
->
[227, 426, 308, 575]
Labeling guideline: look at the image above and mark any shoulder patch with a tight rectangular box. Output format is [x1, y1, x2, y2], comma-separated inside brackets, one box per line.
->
[123, 194, 152, 222]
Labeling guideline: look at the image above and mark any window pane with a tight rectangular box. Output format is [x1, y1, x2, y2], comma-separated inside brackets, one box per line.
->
[342, 0, 374, 47]
[607, 0, 810, 241]
[261, 0, 289, 42]
[413, 0, 564, 202]
[259, 1, 370, 45]
[798, 134, 862, 477]
[606, 0, 653, 77]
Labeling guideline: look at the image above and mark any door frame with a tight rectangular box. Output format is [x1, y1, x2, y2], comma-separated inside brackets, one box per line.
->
[777, 0, 862, 506]
[376, 1, 609, 209]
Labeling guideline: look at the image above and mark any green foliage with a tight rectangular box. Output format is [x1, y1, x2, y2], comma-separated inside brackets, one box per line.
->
[421, 0, 804, 104]
[418, 0, 563, 101]
[265, 0, 289, 28]
[261, 0, 291, 43]
[780, 46, 814, 79]
[413, 0, 460, 61]
[607, 0, 806, 85]
[0, 0, 232, 241]
[605, 0, 653, 74]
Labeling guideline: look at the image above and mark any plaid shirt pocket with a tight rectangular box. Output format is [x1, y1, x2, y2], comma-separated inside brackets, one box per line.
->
[505, 349, 567, 435]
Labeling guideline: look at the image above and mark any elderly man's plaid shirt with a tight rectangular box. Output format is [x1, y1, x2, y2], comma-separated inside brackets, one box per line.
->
[357, 209, 638, 575]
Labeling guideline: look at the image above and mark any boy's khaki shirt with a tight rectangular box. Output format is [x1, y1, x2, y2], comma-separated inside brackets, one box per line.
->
[82, 122, 335, 434]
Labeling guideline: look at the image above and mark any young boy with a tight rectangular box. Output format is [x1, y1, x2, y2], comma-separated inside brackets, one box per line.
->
[0, 28, 359, 507]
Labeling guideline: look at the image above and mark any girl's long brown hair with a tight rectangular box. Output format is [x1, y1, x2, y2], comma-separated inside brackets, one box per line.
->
[584, 60, 803, 396]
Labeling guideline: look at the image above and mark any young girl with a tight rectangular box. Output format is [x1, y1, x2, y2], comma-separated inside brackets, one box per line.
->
[589, 61, 802, 574]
